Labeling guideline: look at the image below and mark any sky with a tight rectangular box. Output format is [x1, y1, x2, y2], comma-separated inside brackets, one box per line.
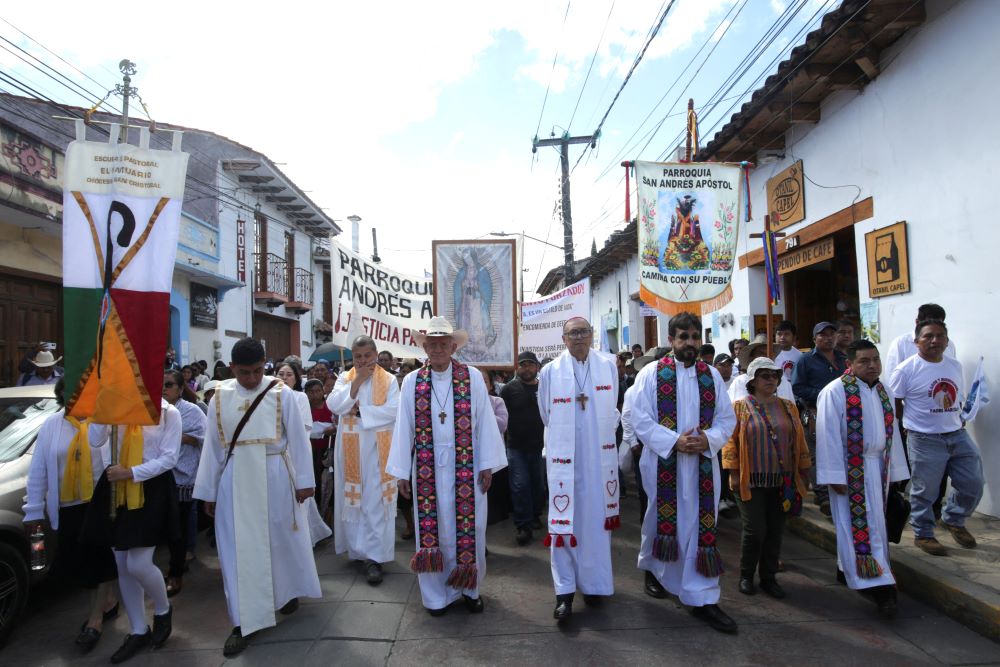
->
[0, 0, 835, 299]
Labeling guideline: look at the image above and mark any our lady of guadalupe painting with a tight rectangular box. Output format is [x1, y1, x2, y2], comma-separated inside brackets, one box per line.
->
[432, 239, 517, 368]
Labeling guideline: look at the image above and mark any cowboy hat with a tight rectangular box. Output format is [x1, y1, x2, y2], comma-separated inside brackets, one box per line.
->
[30, 350, 62, 367]
[633, 346, 671, 372]
[412, 316, 469, 350]
[737, 334, 768, 371]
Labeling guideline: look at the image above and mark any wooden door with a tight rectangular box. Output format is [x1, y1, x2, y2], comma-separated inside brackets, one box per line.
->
[643, 315, 658, 350]
[252, 312, 292, 362]
[0, 272, 61, 387]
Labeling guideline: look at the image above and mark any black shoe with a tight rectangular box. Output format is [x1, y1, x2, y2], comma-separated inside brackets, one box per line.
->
[738, 577, 756, 595]
[515, 527, 532, 546]
[223, 627, 248, 657]
[463, 594, 484, 613]
[582, 594, 603, 607]
[532, 517, 544, 531]
[872, 586, 898, 619]
[819, 500, 832, 517]
[151, 605, 172, 648]
[365, 560, 384, 586]
[75, 623, 101, 653]
[759, 580, 786, 600]
[279, 598, 299, 615]
[426, 607, 447, 617]
[553, 594, 574, 623]
[835, 568, 847, 585]
[690, 604, 738, 634]
[110, 629, 151, 664]
[644, 571, 668, 599]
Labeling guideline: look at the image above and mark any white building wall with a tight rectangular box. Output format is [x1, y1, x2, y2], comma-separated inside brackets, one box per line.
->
[709, 0, 1000, 516]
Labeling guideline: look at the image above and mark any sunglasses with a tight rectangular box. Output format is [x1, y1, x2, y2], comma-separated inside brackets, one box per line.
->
[755, 371, 781, 380]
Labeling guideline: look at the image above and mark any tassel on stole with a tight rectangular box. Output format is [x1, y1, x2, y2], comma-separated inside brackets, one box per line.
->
[855, 554, 884, 579]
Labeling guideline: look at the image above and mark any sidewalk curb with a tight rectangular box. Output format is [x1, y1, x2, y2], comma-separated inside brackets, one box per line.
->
[787, 510, 1000, 642]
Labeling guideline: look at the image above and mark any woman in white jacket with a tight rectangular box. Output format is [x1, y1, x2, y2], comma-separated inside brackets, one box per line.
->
[22, 378, 119, 653]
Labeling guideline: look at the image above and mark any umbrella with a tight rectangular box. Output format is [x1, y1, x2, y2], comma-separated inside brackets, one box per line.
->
[310, 342, 352, 363]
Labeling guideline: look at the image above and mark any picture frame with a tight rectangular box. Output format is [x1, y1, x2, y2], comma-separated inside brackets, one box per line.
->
[432, 239, 517, 369]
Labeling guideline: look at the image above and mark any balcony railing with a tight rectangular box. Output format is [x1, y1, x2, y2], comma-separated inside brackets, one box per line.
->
[287, 267, 314, 314]
[253, 252, 288, 306]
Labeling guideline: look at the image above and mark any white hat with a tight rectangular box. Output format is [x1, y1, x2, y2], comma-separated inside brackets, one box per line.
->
[30, 350, 62, 367]
[746, 357, 781, 378]
[412, 316, 469, 350]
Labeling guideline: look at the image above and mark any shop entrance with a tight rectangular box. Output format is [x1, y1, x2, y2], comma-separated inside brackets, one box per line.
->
[782, 226, 859, 344]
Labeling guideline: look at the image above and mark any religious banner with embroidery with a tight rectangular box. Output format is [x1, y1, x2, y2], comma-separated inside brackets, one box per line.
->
[635, 161, 744, 316]
[62, 121, 189, 424]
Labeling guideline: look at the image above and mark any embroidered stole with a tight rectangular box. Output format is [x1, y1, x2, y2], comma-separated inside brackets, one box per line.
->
[410, 360, 478, 590]
[340, 366, 396, 521]
[841, 374, 894, 579]
[544, 352, 621, 548]
[654, 357, 722, 578]
[60, 416, 94, 503]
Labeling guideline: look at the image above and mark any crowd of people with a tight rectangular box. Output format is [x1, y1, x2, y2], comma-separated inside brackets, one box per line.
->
[18, 301, 985, 660]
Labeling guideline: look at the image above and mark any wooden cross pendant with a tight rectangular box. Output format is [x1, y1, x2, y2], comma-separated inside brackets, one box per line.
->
[237, 399, 251, 413]
[439, 411, 447, 424]
[577, 393, 588, 410]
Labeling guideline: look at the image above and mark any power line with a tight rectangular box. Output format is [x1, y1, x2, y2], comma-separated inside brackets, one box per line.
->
[533, 0, 573, 142]
[567, 0, 616, 132]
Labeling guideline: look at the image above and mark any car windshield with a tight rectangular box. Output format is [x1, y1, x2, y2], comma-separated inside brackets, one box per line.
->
[0, 396, 59, 463]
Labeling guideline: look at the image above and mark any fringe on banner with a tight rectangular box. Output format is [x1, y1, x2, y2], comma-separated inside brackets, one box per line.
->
[856, 554, 884, 579]
[653, 535, 679, 562]
[446, 564, 478, 590]
[543, 533, 577, 548]
[604, 516, 621, 531]
[696, 546, 725, 578]
[410, 548, 443, 574]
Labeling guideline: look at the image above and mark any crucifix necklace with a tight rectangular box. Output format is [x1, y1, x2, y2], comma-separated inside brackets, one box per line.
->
[431, 375, 449, 425]
[573, 358, 591, 411]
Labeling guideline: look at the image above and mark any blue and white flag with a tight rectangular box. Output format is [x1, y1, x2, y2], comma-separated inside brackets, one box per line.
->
[961, 356, 990, 422]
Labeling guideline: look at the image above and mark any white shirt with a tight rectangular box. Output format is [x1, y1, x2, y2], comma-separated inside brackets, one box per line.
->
[773, 347, 803, 382]
[90, 399, 182, 482]
[883, 332, 956, 382]
[887, 355, 964, 434]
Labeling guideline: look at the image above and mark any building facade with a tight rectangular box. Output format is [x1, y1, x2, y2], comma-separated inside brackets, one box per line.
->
[0, 94, 339, 385]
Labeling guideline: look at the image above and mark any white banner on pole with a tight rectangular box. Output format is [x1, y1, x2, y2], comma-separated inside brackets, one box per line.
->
[329, 239, 434, 358]
[519, 278, 590, 360]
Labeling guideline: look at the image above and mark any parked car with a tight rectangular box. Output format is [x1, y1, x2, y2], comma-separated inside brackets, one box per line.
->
[0, 384, 60, 646]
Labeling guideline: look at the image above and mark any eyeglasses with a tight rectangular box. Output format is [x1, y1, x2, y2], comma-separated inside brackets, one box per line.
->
[564, 328, 593, 339]
[163, 382, 178, 388]
[755, 371, 781, 380]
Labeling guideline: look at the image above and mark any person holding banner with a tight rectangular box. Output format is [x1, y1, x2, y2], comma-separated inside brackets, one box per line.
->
[628, 312, 738, 634]
[193, 338, 321, 657]
[387, 316, 507, 616]
[538, 317, 621, 623]
[326, 335, 401, 585]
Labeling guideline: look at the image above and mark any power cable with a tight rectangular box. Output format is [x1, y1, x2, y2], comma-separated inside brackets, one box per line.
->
[567, 0, 616, 132]
[533, 0, 573, 142]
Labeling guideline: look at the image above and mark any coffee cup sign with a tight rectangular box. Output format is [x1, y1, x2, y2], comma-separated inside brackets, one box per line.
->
[766, 160, 806, 231]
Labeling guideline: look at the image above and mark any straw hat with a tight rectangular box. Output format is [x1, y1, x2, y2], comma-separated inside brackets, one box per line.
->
[412, 316, 469, 350]
[30, 350, 62, 367]
[633, 346, 671, 372]
[737, 334, 768, 370]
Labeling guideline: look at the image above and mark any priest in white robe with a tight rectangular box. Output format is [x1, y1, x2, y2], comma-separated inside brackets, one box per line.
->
[630, 312, 738, 634]
[537, 317, 620, 623]
[327, 335, 400, 585]
[386, 316, 506, 616]
[193, 338, 321, 658]
[817, 339, 909, 618]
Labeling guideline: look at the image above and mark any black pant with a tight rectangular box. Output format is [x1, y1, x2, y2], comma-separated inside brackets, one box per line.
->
[632, 448, 648, 523]
[734, 487, 786, 582]
[168, 500, 193, 578]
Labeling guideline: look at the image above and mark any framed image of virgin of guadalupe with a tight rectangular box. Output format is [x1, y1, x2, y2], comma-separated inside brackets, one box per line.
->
[432, 239, 517, 369]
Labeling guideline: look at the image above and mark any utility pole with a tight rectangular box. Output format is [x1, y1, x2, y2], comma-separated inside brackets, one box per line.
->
[532, 132, 597, 285]
[116, 59, 136, 144]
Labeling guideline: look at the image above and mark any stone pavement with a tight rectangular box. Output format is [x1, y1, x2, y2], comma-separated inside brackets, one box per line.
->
[4, 494, 999, 666]
[790, 503, 1000, 641]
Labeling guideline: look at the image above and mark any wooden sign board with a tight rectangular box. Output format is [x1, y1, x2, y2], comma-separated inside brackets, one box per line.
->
[767, 160, 806, 231]
[865, 221, 910, 298]
[778, 237, 834, 274]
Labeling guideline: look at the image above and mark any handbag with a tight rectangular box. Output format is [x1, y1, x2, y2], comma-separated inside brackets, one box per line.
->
[884, 483, 910, 544]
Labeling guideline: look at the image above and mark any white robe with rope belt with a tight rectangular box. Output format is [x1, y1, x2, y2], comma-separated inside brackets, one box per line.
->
[629, 360, 735, 607]
[386, 364, 507, 611]
[816, 378, 909, 590]
[327, 370, 400, 563]
[193, 378, 321, 635]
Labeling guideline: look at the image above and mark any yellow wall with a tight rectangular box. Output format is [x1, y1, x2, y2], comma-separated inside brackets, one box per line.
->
[0, 221, 61, 278]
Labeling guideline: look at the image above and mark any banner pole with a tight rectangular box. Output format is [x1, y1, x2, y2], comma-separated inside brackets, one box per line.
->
[109, 425, 118, 520]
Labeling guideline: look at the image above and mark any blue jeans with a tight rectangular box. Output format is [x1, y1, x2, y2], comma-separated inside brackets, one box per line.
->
[507, 448, 545, 529]
[908, 429, 984, 538]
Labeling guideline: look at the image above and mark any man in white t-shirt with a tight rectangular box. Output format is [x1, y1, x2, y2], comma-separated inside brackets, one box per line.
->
[887, 319, 983, 557]
[729, 336, 795, 403]
[883, 303, 957, 382]
[772, 320, 802, 384]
